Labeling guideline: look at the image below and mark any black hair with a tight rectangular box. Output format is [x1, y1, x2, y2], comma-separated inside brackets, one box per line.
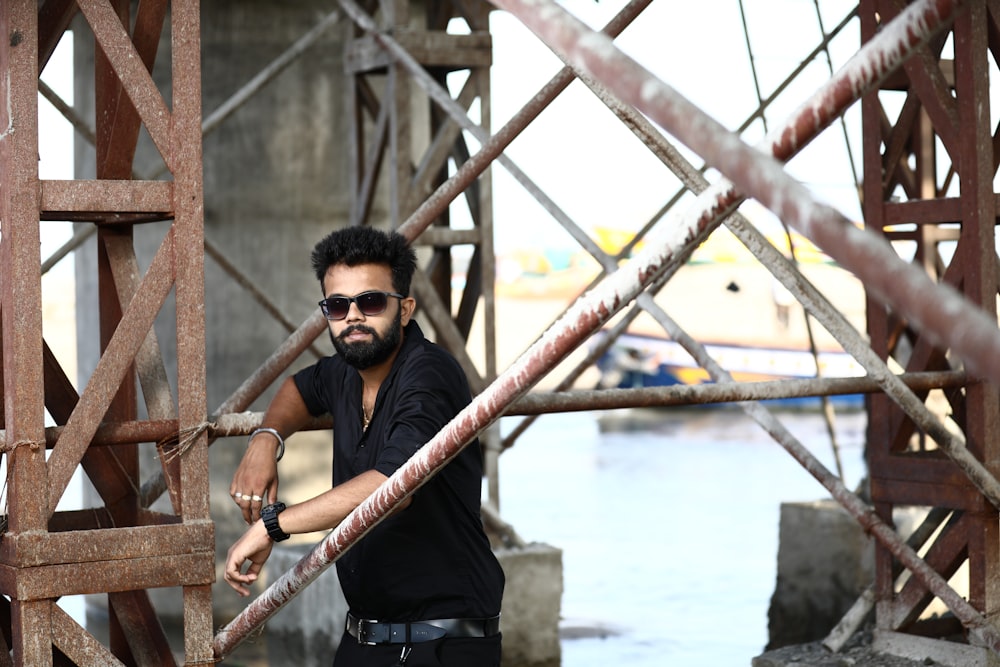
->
[310, 226, 417, 296]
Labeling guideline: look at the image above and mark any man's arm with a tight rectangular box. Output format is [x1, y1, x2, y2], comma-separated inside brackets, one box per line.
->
[223, 468, 412, 596]
[230, 376, 314, 524]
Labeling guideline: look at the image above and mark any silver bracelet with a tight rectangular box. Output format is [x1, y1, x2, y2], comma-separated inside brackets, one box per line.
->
[248, 427, 285, 462]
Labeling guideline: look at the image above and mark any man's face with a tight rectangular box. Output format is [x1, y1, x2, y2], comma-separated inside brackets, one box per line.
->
[322, 263, 413, 370]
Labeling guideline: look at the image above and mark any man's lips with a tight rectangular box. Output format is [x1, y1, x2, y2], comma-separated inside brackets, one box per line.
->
[340, 326, 375, 342]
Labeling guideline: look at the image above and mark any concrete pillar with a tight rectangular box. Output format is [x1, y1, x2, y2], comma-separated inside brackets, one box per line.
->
[765, 500, 875, 649]
[496, 543, 563, 667]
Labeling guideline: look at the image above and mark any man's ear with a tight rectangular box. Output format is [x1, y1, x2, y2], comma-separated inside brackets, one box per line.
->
[400, 296, 416, 326]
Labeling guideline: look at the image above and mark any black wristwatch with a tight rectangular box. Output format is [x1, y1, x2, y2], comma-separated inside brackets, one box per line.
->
[261, 502, 289, 542]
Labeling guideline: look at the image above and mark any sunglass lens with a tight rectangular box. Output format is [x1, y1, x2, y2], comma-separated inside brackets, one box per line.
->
[325, 297, 350, 320]
[358, 292, 388, 315]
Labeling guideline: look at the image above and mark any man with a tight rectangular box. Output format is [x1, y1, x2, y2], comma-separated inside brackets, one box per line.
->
[224, 226, 505, 666]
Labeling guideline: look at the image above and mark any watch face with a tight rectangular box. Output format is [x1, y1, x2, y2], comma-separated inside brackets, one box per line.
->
[262, 502, 285, 517]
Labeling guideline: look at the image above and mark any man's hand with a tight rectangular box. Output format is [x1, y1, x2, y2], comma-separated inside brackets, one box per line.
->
[229, 378, 313, 523]
[230, 435, 280, 524]
[224, 520, 274, 597]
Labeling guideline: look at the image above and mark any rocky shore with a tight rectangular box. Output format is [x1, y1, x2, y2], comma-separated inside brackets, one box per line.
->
[754, 630, 943, 667]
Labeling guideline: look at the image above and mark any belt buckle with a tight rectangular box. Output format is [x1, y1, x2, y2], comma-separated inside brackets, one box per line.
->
[357, 617, 378, 646]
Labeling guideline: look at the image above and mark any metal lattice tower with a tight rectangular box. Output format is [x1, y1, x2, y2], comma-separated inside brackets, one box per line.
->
[2, 1, 213, 665]
[861, 0, 1000, 642]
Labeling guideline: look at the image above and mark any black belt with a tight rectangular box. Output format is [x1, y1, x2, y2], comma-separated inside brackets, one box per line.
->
[346, 612, 501, 645]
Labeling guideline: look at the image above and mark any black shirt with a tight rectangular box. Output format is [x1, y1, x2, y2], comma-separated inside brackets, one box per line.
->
[293, 320, 505, 620]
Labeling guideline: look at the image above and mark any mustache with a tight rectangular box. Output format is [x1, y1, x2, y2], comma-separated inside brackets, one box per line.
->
[338, 324, 377, 340]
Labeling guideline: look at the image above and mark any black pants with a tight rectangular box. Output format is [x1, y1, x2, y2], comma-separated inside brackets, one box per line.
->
[332, 629, 502, 667]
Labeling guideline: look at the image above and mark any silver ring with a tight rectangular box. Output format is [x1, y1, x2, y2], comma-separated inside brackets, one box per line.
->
[234, 492, 243, 500]
[251, 495, 263, 502]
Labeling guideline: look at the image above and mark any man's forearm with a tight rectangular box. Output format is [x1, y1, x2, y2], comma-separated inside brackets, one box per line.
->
[250, 377, 313, 455]
[271, 469, 406, 536]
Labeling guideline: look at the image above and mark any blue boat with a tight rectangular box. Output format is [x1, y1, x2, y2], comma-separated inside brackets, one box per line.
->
[595, 331, 866, 410]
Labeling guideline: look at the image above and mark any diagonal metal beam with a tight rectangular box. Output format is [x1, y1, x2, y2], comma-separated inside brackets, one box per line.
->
[76, 0, 173, 171]
[47, 231, 175, 515]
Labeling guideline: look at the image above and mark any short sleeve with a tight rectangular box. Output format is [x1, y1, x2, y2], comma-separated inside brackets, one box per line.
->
[293, 357, 343, 417]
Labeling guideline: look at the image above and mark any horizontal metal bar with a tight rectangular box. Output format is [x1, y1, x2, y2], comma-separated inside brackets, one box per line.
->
[41, 179, 173, 213]
[0, 552, 214, 601]
[0, 522, 213, 568]
[510, 371, 967, 413]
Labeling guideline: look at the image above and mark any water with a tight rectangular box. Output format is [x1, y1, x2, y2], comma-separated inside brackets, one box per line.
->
[497, 407, 868, 667]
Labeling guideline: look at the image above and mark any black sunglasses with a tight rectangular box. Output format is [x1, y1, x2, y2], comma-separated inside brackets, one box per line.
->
[318, 290, 404, 321]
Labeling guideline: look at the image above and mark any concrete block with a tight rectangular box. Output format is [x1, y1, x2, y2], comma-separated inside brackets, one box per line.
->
[873, 630, 1000, 667]
[496, 542, 563, 667]
[767, 499, 875, 649]
[265, 543, 348, 667]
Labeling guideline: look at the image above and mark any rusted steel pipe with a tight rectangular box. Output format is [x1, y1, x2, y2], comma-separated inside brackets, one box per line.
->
[35, 364, 962, 449]
[510, 371, 967, 413]
[15, 367, 956, 453]
[2, 419, 179, 449]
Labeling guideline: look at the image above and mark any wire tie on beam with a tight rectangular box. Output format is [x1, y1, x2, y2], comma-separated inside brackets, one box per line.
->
[156, 421, 212, 465]
[1, 439, 44, 453]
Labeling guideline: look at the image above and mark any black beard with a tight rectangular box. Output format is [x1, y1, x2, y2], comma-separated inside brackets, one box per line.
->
[330, 309, 403, 370]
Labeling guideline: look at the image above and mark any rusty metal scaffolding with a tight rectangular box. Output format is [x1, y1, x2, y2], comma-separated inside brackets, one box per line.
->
[2, 1, 214, 665]
[861, 0, 1000, 643]
[7, 0, 1000, 664]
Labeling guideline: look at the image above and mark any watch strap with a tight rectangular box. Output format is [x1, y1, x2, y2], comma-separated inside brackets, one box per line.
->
[261, 502, 289, 542]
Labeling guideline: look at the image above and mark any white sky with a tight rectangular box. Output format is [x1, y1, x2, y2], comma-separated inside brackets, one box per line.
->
[39, 32, 75, 265]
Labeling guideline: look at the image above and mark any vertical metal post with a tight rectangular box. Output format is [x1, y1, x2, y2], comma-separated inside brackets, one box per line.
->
[171, 0, 215, 662]
[1, 3, 52, 665]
